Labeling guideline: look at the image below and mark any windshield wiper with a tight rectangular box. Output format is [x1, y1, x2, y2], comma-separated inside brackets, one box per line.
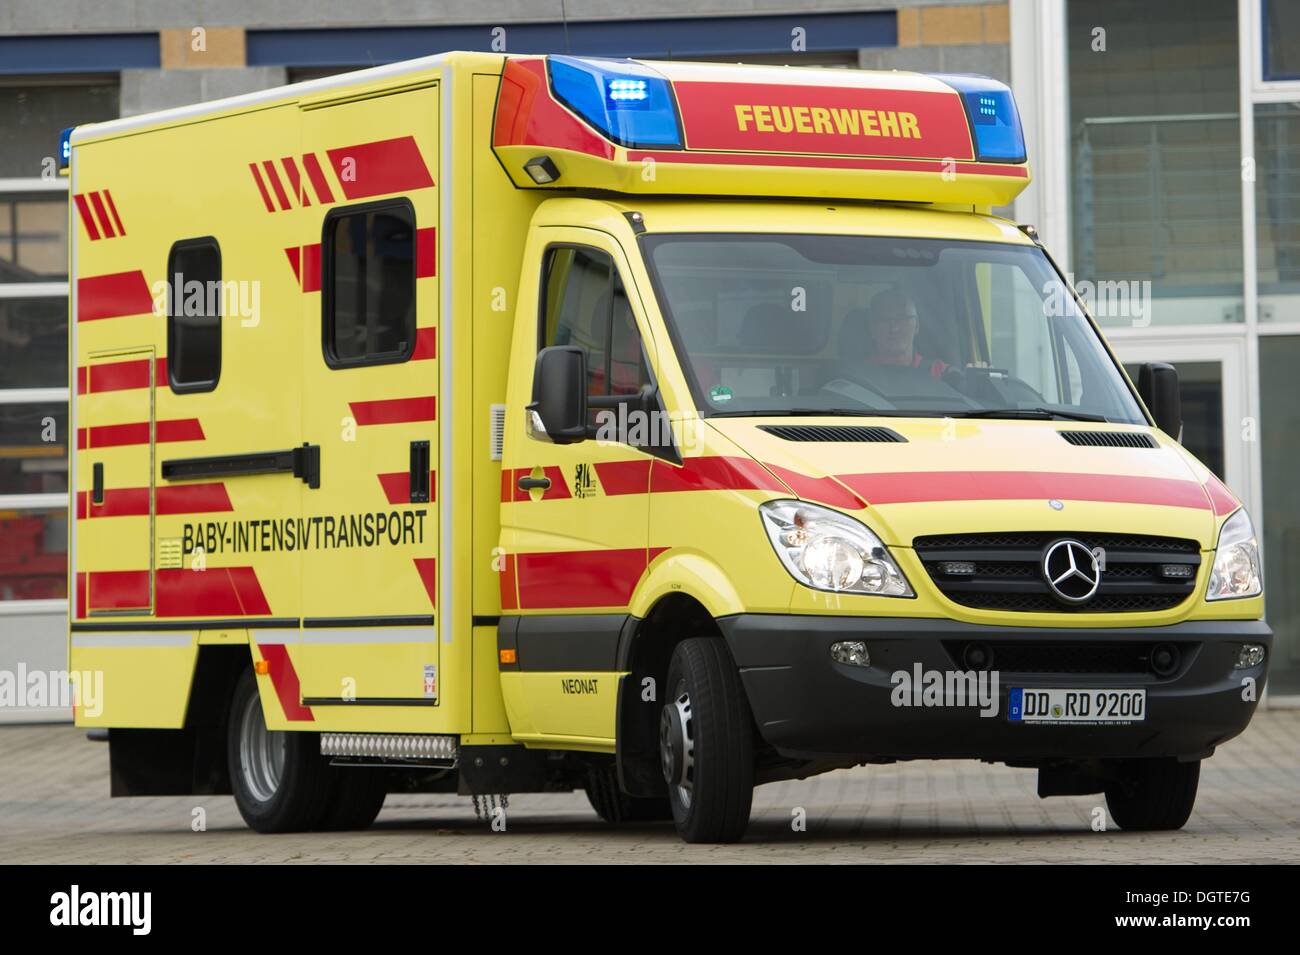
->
[952, 407, 1109, 422]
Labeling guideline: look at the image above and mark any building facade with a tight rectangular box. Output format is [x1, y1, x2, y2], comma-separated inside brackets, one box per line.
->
[0, 0, 1294, 719]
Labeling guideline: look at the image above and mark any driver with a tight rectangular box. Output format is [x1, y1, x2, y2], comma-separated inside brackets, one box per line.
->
[860, 288, 950, 379]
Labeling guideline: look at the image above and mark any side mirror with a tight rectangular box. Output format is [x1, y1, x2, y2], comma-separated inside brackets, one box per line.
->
[528, 346, 587, 444]
[1137, 361, 1181, 439]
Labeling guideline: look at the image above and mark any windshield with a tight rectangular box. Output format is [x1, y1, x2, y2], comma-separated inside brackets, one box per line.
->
[642, 233, 1147, 424]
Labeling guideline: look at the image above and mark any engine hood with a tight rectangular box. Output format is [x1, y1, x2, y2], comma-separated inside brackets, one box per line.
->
[708, 417, 1237, 549]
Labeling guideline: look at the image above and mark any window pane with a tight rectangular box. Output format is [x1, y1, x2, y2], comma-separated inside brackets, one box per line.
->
[0, 192, 68, 281]
[0, 508, 66, 600]
[610, 274, 649, 397]
[0, 296, 67, 388]
[1263, 0, 1300, 81]
[1255, 102, 1300, 323]
[327, 205, 415, 364]
[542, 246, 613, 400]
[0, 82, 119, 178]
[1069, 0, 1242, 326]
[0, 403, 67, 494]
[1260, 335, 1300, 694]
[168, 238, 221, 390]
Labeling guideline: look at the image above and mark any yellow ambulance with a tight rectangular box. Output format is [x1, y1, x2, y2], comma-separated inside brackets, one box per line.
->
[65, 51, 1271, 843]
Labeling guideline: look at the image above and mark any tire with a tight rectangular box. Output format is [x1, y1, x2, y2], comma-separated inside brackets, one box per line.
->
[227, 667, 334, 833]
[584, 763, 673, 823]
[318, 770, 388, 831]
[660, 638, 754, 843]
[1105, 757, 1201, 831]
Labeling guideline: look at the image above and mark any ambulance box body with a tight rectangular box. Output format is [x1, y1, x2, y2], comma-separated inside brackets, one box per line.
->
[67, 52, 1270, 842]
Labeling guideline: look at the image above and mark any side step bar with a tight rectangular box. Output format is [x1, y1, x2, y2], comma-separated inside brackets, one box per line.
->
[320, 733, 459, 761]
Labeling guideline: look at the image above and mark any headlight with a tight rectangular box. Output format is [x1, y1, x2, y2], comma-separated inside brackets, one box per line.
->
[759, 500, 913, 597]
[1206, 508, 1262, 601]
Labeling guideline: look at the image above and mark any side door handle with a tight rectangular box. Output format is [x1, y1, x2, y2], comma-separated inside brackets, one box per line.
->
[517, 475, 551, 491]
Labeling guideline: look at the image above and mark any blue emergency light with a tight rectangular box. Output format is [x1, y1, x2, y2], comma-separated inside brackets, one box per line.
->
[930, 74, 1026, 163]
[548, 56, 682, 149]
[59, 126, 74, 170]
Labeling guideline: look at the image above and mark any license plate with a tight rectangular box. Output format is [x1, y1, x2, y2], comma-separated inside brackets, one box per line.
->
[1008, 688, 1146, 724]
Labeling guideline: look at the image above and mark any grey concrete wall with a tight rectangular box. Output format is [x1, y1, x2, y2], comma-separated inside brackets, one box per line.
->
[120, 66, 287, 116]
[858, 42, 1010, 84]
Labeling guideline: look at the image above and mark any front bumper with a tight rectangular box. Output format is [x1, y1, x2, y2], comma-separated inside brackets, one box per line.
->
[719, 615, 1272, 762]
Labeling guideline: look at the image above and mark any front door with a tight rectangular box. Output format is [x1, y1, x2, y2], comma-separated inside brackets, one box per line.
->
[500, 228, 661, 740]
[296, 86, 441, 705]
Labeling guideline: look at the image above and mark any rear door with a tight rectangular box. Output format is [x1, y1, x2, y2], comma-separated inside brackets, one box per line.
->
[296, 86, 442, 705]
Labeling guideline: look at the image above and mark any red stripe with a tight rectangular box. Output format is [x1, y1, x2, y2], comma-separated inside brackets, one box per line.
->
[835, 470, 1211, 510]
[156, 566, 271, 617]
[591, 460, 652, 496]
[87, 570, 149, 610]
[763, 462, 866, 510]
[257, 643, 314, 722]
[88, 191, 117, 238]
[301, 152, 335, 204]
[78, 270, 153, 322]
[1204, 475, 1239, 516]
[412, 326, 437, 360]
[413, 558, 437, 607]
[377, 471, 436, 505]
[626, 149, 1030, 178]
[76, 572, 87, 619]
[416, 226, 437, 277]
[81, 356, 165, 393]
[79, 417, 203, 449]
[73, 193, 101, 240]
[77, 482, 232, 519]
[349, 396, 436, 426]
[326, 136, 435, 199]
[499, 553, 518, 611]
[102, 189, 126, 235]
[651, 456, 787, 495]
[261, 159, 292, 211]
[284, 246, 301, 283]
[249, 162, 276, 212]
[280, 156, 310, 206]
[515, 547, 665, 610]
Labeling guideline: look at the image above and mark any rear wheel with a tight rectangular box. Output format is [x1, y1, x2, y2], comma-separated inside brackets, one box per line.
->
[660, 638, 754, 843]
[584, 763, 673, 823]
[227, 668, 333, 833]
[1105, 757, 1201, 831]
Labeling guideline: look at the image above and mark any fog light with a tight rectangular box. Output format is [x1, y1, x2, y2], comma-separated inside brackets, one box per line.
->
[1159, 563, 1194, 579]
[1235, 643, 1266, 669]
[1150, 642, 1180, 676]
[939, 561, 976, 575]
[830, 641, 870, 667]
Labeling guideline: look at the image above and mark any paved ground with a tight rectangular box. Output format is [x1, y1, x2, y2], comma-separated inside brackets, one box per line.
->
[2, 712, 1297, 863]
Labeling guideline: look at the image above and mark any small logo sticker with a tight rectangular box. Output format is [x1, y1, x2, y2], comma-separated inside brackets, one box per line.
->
[423, 664, 437, 699]
[709, 385, 733, 404]
[1048, 499, 1064, 511]
[573, 462, 599, 498]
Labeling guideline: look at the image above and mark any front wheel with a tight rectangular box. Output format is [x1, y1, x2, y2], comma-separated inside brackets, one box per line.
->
[660, 638, 754, 843]
[227, 667, 334, 833]
[1105, 757, 1201, 831]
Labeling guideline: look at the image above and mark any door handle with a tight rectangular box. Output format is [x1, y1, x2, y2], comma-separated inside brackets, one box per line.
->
[409, 440, 430, 503]
[161, 442, 320, 489]
[92, 462, 104, 504]
[517, 475, 551, 491]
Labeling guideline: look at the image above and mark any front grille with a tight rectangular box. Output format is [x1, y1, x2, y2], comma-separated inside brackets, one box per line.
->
[913, 531, 1200, 614]
[941, 640, 1191, 675]
[757, 424, 906, 443]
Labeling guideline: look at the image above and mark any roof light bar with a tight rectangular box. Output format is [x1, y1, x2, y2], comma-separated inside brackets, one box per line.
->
[929, 74, 1027, 163]
[548, 55, 682, 149]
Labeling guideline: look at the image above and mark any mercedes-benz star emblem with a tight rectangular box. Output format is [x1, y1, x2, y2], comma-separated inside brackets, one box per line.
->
[1042, 538, 1101, 605]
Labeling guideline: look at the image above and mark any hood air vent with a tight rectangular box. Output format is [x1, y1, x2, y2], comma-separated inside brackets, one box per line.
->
[1059, 430, 1158, 449]
[758, 424, 906, 443]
